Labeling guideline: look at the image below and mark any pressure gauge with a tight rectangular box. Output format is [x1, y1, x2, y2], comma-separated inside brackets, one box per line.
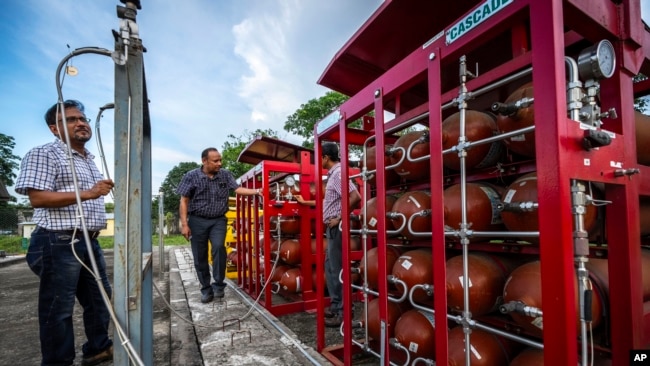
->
[284, 175, 296, 187]
[577, 39, 616, 80]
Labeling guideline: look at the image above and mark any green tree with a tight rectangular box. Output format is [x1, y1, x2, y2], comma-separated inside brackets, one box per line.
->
[634, 74, 648, 112]
[283, 91, 349, 148]
[0, 134, 20, 201]
[158, 161, 201, 232]
[221, 128, 279, 179]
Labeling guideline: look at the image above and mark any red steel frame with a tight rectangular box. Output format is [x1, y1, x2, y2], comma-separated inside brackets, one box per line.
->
[235, 152, 322, 316]
[315, 0, 648, 365]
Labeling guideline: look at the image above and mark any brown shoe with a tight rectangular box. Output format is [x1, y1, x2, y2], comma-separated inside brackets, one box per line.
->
[324, 314, 343, 328]
[81, 345, 113, 366]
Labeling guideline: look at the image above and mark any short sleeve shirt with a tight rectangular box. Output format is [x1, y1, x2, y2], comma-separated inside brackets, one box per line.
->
[15, 139, 107, 231]
[322, 163, 358, 223]
[175, 167, 239, 217]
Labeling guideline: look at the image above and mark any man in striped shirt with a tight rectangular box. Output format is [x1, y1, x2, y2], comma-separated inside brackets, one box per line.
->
[321, 142, 361, 327]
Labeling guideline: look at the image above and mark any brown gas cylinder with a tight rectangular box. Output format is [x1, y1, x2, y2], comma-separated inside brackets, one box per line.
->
[390, 191, 432, 241]
[442, 110, 504, 171]
[636, 111, 650, 166]
[500, 173, 599, 243]
[585, 249, 650, 301]
[279, 239, 302, 265]
[227, 250, 239, 268]
[312, 266, 326, 292]
[363, 145, 401, 186]
[279, 268, 303, 293]
[448, 327, 520, 366]
[359, 246, 402, 290]
[394, 309, 436, 361]
[269, 264, 291, 284]
[310, 237, 328, 254]
[363, 195, 398, 232]
[270, 215, 301, 235]
[509, 348, 544, 366]
[444, 182, 505, 235]
[503, 260, 603, 337]
[641, 197, 650, 236]
[363, 298, 405, 340]
[392, 249, 433, 305]
[389, 130, 431, 182]
[350, 235, 362, 251]
[446, 253, 520, 316]
[495, 82, 536, 158]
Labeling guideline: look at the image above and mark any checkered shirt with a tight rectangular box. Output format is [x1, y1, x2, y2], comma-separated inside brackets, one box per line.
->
[175, 167, 239, 217]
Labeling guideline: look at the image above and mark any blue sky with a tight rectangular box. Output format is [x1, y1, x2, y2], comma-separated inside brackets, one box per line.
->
[0, 0, 383, 202]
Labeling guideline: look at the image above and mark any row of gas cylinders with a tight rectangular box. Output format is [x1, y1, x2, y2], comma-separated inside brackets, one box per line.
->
[362, 84, 650, 185]
[357, 247, 650, 364]
[363, 171, 650, 242]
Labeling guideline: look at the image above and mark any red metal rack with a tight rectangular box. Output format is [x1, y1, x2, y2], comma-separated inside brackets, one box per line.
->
[314, 0, 649, 365]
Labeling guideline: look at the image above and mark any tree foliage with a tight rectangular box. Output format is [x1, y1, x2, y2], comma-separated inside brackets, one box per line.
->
[283, 91, 349, 148]
[158, 161, 201, 219]
[0, 133, 20, 187]
[220, 128, 279, 179]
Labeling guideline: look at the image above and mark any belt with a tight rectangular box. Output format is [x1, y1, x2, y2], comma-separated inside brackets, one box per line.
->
[45, 229, 101, 239]
[191, 214, 225, 220]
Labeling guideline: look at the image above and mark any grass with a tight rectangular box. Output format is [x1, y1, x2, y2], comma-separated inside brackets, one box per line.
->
[0, 234, 189, 255]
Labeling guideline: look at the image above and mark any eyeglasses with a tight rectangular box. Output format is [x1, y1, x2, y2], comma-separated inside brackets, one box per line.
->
[59, 116, 91, 124]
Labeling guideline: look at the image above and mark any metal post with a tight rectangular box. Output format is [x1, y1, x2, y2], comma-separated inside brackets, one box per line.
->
[159, 191, 165, 273]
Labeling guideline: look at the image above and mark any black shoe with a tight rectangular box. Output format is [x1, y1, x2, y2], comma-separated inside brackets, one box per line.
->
[324, 314, 343, 328]
[324, 309, 335, 318]
[81, 345, 113, 366]
[215, 289, 225, 298]
[201, 293, 214, 303]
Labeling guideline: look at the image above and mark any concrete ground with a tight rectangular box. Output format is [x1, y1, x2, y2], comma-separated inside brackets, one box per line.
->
[0, 246, 376, 366]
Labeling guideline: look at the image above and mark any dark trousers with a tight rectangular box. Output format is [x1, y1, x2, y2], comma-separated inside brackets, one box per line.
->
[188, 215, 227, 295]
[26, 228, 112, 366]
[325, 225, 343, 315]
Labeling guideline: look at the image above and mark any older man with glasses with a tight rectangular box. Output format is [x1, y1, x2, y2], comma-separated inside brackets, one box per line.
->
[15, 100, 115, 366]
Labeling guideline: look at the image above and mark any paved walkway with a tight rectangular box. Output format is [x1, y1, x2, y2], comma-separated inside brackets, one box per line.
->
[170, 247, 330, 366]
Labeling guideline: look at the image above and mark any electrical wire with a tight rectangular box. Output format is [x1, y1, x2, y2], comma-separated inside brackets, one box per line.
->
[55, 47, 144, 366]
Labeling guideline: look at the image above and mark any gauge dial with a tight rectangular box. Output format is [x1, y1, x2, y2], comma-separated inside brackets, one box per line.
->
[284, 175, 296, 187]
[577, 39, 616, 80]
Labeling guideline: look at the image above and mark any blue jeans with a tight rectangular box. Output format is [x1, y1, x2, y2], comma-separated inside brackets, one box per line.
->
[26, 228, 112, 366]
[188, 215, 228, 295]
[325, 226, 343, 315]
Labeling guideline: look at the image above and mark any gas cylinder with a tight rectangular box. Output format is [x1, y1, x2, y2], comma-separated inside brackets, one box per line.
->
[270, 215, 301, 235]
[444, 182, 505, 236]
[312, 266, 326, 292]
[390, 191, 432, 241]
[310, 237, 328, 254]
[389, 130, 430, 182]
[227, 250, 239, 268]
[363, 145, 401, 186]
[363, 298, 405, 340]
[392, 249, 433, 305]
[393, 309, 436, 361]
[442, 110, 504, 170]
[502, 260, 603, 337]
[636, 111, 650, 166]
[509, 348, 544, 366]
[448, 327, 520, 366]
[269, 264, 291, 284]
[585, 249, 650, 301]
[279, 267, 303, 293]
[362, 195, 398, 232]
[500, 172, 599, 242]
[350, 235, 362, 251]
[446, 253, 520, 316]
[359, 246, 402, 290]
[279, 239, 302, 265]
[495, 82, 536, 158]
